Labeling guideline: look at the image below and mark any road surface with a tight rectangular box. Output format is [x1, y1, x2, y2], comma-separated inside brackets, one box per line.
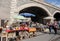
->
[22, 30, 60, 41]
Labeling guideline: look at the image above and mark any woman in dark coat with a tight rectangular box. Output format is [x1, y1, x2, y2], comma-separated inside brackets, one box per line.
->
[53, 20, 58, 34]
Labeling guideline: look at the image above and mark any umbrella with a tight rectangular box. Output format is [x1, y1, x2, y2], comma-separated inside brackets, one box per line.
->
[20, 13, 35, 17]
[43, 16, 55, 20]
[13, 15, 27, 20]
[14, 15, 31, 22]
[43, 16, 55, 23]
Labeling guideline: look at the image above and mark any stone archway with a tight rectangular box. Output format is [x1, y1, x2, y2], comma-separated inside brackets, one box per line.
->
[8, 3, 51, 25]
[16, 3, 51, 16]
[15, 3, 51, 24]
[19, 6, 49, 23]
[54, 12, 60, 21]
[53, 11, 60, 21]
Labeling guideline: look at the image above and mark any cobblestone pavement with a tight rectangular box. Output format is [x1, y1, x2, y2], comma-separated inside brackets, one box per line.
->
[51, 37, 60, 41]
[22, 34, 60, 41]
[22, 30, 60, 41]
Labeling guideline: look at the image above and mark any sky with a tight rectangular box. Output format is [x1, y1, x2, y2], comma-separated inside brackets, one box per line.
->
[45, 0, 60, 7]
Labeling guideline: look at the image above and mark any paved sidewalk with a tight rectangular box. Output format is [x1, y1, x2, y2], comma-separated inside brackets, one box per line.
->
[22, 32, 60, 41]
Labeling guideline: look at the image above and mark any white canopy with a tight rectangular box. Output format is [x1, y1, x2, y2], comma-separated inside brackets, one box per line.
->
[43, 16, 55, 20]
[13, 15, 27, 20]
[14, 15, 31, 22]
[17, 18, 31, 22]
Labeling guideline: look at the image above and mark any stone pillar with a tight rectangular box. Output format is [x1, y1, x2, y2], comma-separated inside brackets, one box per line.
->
[50, 16, 55, 23]
[7, 0, 17, 26]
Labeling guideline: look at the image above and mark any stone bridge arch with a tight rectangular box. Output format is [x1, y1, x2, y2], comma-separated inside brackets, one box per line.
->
[16, 3, 51, 16]
[53, 11, 60, 21]
[14, 3, 52, 23]
[8, 2, 53, 26]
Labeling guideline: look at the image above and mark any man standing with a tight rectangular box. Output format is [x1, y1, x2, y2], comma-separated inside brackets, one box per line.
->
[53, 20, 58, 34]
[47, 21, 53, 34]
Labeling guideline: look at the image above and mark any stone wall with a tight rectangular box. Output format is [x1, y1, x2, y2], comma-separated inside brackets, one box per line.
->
[0, 0, 11, 26]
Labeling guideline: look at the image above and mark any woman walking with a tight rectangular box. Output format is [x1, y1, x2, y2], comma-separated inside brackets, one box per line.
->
[53, 20, 58, 34]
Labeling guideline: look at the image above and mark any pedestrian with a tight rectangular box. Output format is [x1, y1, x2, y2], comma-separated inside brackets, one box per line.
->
[53, 20, 58, 34]
[40, 24, 44, 31]
[58, 21, 60, 28]
[47, 21, 53, 34]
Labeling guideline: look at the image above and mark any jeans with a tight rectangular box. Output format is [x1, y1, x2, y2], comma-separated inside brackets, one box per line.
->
[49, 26, 52, 33]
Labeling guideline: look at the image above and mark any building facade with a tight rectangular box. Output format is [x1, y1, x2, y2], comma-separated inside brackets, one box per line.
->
[0, 0, 60, 26]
